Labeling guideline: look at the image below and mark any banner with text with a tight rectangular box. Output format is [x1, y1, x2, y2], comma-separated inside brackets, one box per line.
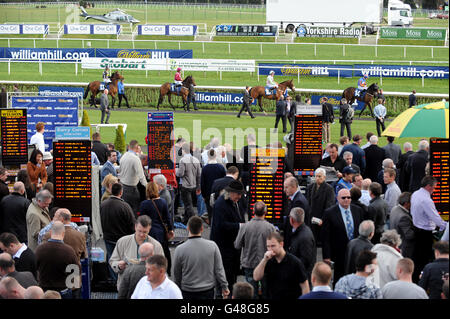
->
[0, 24, 48, 35]
[379, 27, 447, 40]
[195, 91, 257, 105]
[38, 86, 84, 99]
[296, 25, 362, 38]
[355, 64, 449, 79]
[2, 47, 95, 61]
[64, 24, 121, 35]
[138, 25, 197, 36]
[81, 57, 166, 70]
[96, 48, 193, 59]
[11, 96, 78, 151]
[311, 95, 365, 110]
[215, 25, 278, 36]
[259, 63, 353, 77]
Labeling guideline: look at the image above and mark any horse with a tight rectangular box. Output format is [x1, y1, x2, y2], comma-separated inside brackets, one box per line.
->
[157, 75, 196, 111]
[342, 83, 379, 117]
[249, 79, 296, 114]
[83, 71, 124, 108]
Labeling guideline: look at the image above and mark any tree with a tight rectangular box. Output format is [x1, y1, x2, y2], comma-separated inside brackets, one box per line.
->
[80, 109, 90, 127]
[114, 125, 126, 154]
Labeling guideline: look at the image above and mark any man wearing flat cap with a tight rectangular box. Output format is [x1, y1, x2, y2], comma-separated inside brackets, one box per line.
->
[335, 166, 357, 197]
[210, 180, 246, 296]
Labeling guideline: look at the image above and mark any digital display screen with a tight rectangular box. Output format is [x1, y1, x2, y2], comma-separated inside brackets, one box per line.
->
[293, 113, 323, 175]
[216, 25, 278, 36]
[430, 138, 449, 221]
[147, 112, 175, 171]
[248, 148, 285, 223]
[53, 140, 92, 223]
[1, 109, 28, 166]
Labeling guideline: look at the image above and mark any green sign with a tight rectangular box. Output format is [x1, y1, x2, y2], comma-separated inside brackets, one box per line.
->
[379, 27, 447, 40]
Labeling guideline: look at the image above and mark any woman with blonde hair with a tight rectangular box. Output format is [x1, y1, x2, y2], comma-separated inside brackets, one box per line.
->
[101, 174, 119, 202]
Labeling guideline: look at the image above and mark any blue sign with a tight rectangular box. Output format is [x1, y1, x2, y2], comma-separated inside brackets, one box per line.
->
[194, 91, 256, 105]
[355, 64, 449, 79]
[55, 126, 90, 140]
[96, 48, 193, 59]
[148, 112, 174, 121]
[11, 96, 78, 151]
[311, 95, 365, 110]
[38, 86, 84, 99]
[2, 47, 95, 61]
[259, 63, 353, 78]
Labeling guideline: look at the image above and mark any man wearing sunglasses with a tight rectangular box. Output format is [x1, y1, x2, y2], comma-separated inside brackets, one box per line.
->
[322, 188, 364, 287]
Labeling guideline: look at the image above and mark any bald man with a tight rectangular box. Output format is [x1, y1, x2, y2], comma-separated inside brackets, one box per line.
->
[24, 286, 44, 299]
[0, 277, 26, 299]
[299, 262, 348, 299]
[321, 189, 364, 286]
[118, 242, 155, 299]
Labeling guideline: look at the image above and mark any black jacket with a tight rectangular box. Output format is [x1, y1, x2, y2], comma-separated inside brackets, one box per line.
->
[201, 164, 226, 200]
[13, 247, 37, 279]
[364, 144, 386, 181]
[419, 258, 449, 299]
[211, 176, 235, 203]
[408, 93, 416, 107]
[286, 223, 316, 276]
[286, 190, 311, 227]
[92, 140, 109, 165]
[322, 102, 334, 123]
[339, 103, 352, 124]
[243, 89, 252, 105]
[397, 150, 414, 192]
[0, 192, 31, 243]
[276, 100, 287, 116]
[406, 150, 429, 192]
[0, 180, 9, 203]
[389, 204, 415, 258]
[367, 196, 389, 243]
[306, 182, 335, 220]
[344, 236, 374, 275]
[100, 196, 136, 243]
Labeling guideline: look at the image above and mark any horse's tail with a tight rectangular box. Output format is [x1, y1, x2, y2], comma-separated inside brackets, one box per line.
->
[83, 83, 90, 99]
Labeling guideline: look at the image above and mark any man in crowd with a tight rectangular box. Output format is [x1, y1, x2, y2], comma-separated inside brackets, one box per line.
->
[119, 140, 148, 214]
[373, 98, 387, 137]
[117, 242, 154, 299]
[101, 150, 118, 187]
[360, 178, 372, 207]
[383, 136, 402, 165]
[364, 135, 386, 182]
[299, 262, 348, 299]
[409, 89, 417, 108]
[344, 220, 375, 275]
[383, 168, 402, 214]
[419, 241, 449, 299]
[321, 97, 334, 144]
[320, 143, 346, 174]
[237, 86, 255, 119]
[335, 166, 357, 196]
[234, 201, 275, 299]
[284, 176, 310, 226]
[397, 142, 414, 191]
[0, 252, 37, 288]
[274, 95, 287, 133]
[26, 189, 52, 251]
[0, 277, 26, 299]
[341, 134, 366, 175]
[100, 88, 110, 124]
[0, 232, 36, 277]
[253, 232, 310, 299]
[382, 258, 428, 299]
[367, 182, 388, 244]
[343, 151, 361, 174]
[390, 192, 415, 258]
[406, 139, 429, 192]
[411, 176, 448, 282]
[0, 181, 30, 244]
[174, 216, 229, 300]
[177, 142, 202, 225]
[29, 122, 46, 153]
[92, 132, 109, 165]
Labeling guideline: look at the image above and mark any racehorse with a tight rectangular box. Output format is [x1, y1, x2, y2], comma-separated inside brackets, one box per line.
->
[342, 83, 379, 117]
[83, 71, 124, 108]
[157, 75, 196, 111]
[249, 79, 296, 114]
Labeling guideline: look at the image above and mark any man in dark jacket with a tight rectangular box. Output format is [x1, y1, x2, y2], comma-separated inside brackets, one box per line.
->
[284, 176, 311, 227]
[210, 180, 245, 294]
[0, 233, 37, 278]
[419, 241, 449, 299]
[306, 168, 335, 245]
[344, 220, 374, 275]
[0, 252, 37, 288]
[0, 167, 10, 203]
[367, 182, 388, 244]
[397, 142, 414, 191]
[321, 97, 334, 143]
[92, 132, 109, 165]
[341, 134, 366, 174]
[237, 86, 254, 118]
[406, 139, 429, 192]
[339, 98, 352, 140]
[0, 182, 30, 243]
[363, 135, 386, 181]
[389, 192, 415, 258]
[285, 207, 316, 281]
[274, 95, 287, 133]
[320, 143, 346, 174]
[186, 83, 198, 111]
[408, 89, 417, 108]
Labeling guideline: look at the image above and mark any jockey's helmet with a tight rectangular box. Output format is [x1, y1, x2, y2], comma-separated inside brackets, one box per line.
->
[177, 67, 182, 72]
[270, 70, 275, 75]
[363, 72, 369, 79]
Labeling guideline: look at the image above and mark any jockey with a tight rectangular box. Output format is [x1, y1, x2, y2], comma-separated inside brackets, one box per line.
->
[103, 66, 111, 85]
[266, 70, 278, 94]
[174, 67, 183, 87]
[355, 72, 368, 97]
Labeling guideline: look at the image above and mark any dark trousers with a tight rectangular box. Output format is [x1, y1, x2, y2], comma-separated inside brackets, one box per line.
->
[412, 227, 435, 283]
[237, 103, 254, 118]
[274, 114, 287, 133]
[101, 108, 110, 124]
[180, 186, 196, 223]
[104, 240, 118, 282]
[122, 184, 141, 216]
[243, 267, 268, 299]
[182, 288, 215, 300]
[376, 118, 386, 136]
[187, 96, 197, 110]
[118, 93, 129, 108]
[340, 122, 352, 140]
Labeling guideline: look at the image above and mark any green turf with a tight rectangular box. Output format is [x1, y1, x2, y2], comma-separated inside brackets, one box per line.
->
[84, 108, 423, 152]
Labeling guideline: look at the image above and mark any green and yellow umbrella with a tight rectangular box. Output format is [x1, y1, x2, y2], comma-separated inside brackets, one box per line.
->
[382, 101, 449, 138]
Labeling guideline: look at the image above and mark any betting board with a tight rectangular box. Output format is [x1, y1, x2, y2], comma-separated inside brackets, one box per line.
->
[53, 140, 92, 223]
[293, 105, 323, 175]
[147, 112, 176, 187]
[430, 138, 449, 221]
[0, 109, 28, 167]
[215, 25, 278, 36]
[248, 148, 285, 224]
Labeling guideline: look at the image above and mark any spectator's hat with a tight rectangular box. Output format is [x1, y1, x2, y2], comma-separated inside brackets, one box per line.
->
[225, 180, 246, 194]
[43, 152, 53, 161]
[342, 166, 357, 175]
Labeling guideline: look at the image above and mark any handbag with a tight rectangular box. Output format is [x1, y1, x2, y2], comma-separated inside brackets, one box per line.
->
[151, 199, 171, 241]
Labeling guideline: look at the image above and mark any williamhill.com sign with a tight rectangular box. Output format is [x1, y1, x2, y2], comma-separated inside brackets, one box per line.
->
[297, 25, 362, 38]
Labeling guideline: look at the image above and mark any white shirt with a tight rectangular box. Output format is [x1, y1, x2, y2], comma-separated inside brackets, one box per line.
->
[13, 244, 28, 259]
[359, 190, 371, 207]
[30, 132, 45, 152]
[131, 275, 183, 299]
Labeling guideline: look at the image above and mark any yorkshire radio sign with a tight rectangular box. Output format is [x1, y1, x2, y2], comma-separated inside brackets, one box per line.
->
[297, 25, 362, 38]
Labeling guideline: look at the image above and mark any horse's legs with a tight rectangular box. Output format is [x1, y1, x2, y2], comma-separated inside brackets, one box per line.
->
[111, 95, 115, 109]
[156, 93, 163, 110]
[168, 93, 175, 110]
[258, 97, 266, 115]
[182, 94, 187, 112]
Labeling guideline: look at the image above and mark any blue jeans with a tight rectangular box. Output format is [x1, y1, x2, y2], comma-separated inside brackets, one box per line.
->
[243, 267, 267, 299]
[197, 194, 206, 216]
[104, 240, 118, 282]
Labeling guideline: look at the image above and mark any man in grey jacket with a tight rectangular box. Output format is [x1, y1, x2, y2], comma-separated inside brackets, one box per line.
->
[234, 201, 276, 299]
[389, 192, 415, 258]
[176, 143, 202, 224]
[173, 216, 229, 299]
[100, 89, 110, 124]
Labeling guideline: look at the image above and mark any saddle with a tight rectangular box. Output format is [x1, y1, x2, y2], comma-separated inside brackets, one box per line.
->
[100, 82, 110, 91]
[265, 86, 277, 95]
[355, 89, 366, 98]
[171, 83, 182, 94]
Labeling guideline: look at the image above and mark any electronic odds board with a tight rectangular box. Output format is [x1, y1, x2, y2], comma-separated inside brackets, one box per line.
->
[430, 138, 449, 221]
[248, 148, 285, 224]
[147, 112, 176, 187]
[53, 139, 92, 223]
[0, 109, 28, 167]
[293, 104, 323, 176]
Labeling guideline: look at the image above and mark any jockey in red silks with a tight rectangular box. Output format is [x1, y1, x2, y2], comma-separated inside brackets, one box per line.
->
[174, 67, 183, 87]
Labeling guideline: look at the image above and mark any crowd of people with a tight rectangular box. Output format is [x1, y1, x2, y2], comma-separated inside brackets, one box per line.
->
[0, 114, 448, 300]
